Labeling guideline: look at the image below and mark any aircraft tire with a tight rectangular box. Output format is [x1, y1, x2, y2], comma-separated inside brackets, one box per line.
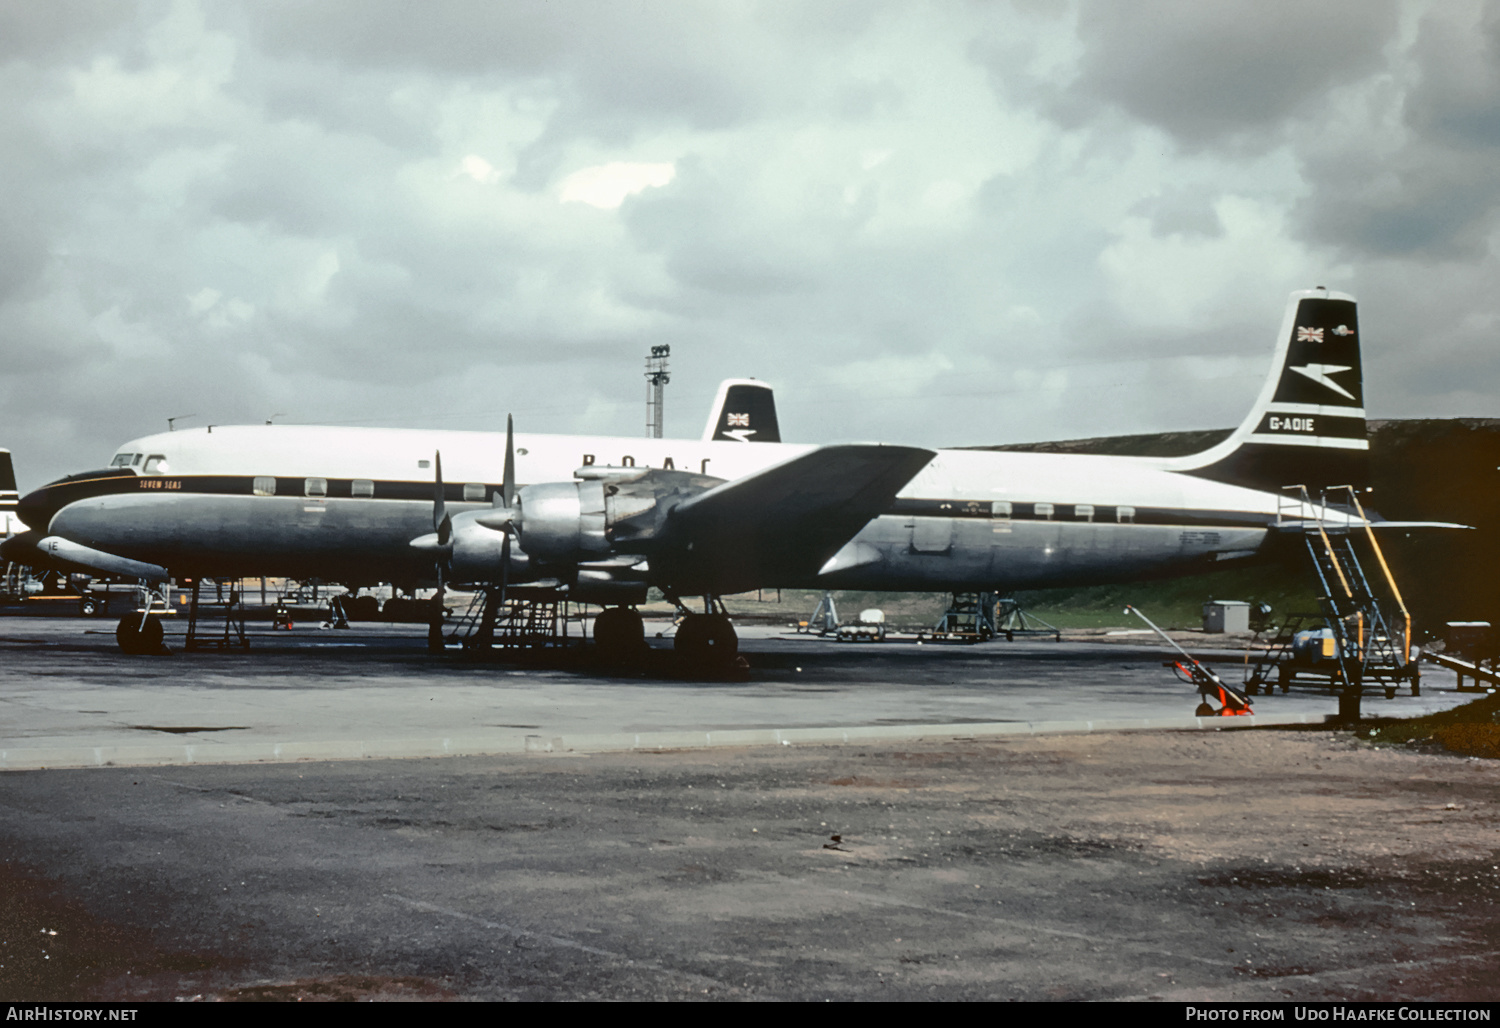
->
[115, 616, 141, 654]
[348, 595, 380, 621]
[116, 615, 164, 655]
[594, 607, 646, 665]
[674, 613, 737, 671]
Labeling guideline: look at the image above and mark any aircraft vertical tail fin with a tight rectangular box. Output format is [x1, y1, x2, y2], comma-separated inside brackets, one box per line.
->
[701, 378, 781, 443]
[0, 449, 17, 512]
[1164, 289, 1368, 493]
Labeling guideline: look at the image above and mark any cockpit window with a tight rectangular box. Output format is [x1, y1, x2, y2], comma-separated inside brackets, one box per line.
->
[142, 454, 169, 474]
[110, 453, 141, 468]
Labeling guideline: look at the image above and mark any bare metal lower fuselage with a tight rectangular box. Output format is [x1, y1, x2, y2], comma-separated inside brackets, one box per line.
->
[40, 487, 1272, 593]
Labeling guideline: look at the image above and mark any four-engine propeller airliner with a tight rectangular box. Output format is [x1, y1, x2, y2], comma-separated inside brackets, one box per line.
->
[4, 289, 1392, 663]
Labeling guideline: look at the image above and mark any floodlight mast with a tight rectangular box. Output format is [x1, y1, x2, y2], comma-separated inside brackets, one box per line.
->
[645, 344, 670, 438]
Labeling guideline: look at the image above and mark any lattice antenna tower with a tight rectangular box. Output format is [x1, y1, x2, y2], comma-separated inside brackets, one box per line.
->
[645, 344, 670, 438]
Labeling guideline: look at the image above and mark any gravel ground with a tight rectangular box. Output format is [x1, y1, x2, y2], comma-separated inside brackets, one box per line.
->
[2, 726, 1498, 1001]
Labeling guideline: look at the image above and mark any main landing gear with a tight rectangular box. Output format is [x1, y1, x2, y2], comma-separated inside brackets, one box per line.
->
[588, 596, 741, 674]
[667, 596, 739, 673]
[593, 606, 647, 666]
[674, 613, 737, 668]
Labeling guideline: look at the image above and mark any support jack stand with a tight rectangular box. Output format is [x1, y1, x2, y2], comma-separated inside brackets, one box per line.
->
[797, 591, 839, 635]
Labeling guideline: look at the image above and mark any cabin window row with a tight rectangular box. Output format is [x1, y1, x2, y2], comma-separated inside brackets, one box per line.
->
[250, 478, 488, 500]
[990, 501, 1135, 523]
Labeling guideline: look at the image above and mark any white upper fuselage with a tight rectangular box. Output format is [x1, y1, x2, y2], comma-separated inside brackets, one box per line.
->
[103, 423, 1284, 519]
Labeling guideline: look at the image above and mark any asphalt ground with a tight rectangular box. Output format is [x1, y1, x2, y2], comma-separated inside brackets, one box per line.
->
[1, 616, 1495, 1002]
[0, 617, 1470, 770]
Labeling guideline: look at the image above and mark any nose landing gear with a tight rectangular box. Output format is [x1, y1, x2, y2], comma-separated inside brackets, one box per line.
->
[115, 614, 165, 655]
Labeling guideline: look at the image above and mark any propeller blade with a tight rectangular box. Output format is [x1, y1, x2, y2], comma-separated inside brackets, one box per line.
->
[433, 451, 451, 547]
[499, 531, 510, 604]
[502, 415, 516, 510]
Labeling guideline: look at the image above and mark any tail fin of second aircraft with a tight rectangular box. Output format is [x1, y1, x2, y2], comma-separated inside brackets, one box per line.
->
[1163, 288, 1368, 493]
[702, 378, 781, 443]
[0, 449, 17, 512]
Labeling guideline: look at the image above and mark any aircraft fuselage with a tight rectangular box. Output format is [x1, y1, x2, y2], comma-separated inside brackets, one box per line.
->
[17, 424, 1286, 592]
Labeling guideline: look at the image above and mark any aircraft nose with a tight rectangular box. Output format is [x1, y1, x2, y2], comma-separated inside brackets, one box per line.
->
[16, 487, 53, 534]
[0, 530, 41, 563]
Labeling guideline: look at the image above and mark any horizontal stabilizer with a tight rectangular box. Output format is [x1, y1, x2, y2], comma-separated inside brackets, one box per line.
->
[657, 443, 934, 595]
[1270, 520, 1473, 532]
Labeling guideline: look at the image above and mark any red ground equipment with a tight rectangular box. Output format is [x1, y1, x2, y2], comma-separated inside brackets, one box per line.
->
[1124, 605, 1253, 717]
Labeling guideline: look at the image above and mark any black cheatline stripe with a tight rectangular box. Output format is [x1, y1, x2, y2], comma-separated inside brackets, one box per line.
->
[888, 497, 1271, 529]
[25, 473, 503, 525]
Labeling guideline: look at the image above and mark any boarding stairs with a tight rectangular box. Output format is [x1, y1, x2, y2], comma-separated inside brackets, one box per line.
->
[1244, 486, 1417, 701]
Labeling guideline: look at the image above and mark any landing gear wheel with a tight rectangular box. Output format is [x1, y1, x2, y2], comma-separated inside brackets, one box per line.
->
[674, 613, 738, 671]
[116, 615, 164, 655]
[427, 622, 445, 654]
[594, 606, 646, 665]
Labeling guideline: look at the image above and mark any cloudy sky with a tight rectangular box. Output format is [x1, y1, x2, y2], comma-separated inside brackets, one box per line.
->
[3, 0, 1499, 491]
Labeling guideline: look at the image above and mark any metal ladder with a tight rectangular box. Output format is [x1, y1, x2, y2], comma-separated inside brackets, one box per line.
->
[1248, 486, 1417, 700]
[444, 586, 575, 651]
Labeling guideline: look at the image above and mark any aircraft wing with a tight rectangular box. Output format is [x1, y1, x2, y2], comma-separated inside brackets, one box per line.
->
[652, 443, 934, 596]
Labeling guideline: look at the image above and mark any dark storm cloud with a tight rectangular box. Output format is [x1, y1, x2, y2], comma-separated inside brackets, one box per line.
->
[0, 0, 141, 63]
[1067, 0, 1400, 146]
[0, 0, 1495, 490]
[1297, 1, 1500, 260]
[1406, 1, 1500, 149]
[231, 1, 841, 126]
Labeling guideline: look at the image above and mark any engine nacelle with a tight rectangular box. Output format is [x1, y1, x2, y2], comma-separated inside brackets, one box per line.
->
[514, 481, 609, 564]
[446, 521, 531, 585]
[507, 468, 726, 567]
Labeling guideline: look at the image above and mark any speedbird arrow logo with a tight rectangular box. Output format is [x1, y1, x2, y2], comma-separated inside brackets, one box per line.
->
[1289, 363, 1355, 400]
